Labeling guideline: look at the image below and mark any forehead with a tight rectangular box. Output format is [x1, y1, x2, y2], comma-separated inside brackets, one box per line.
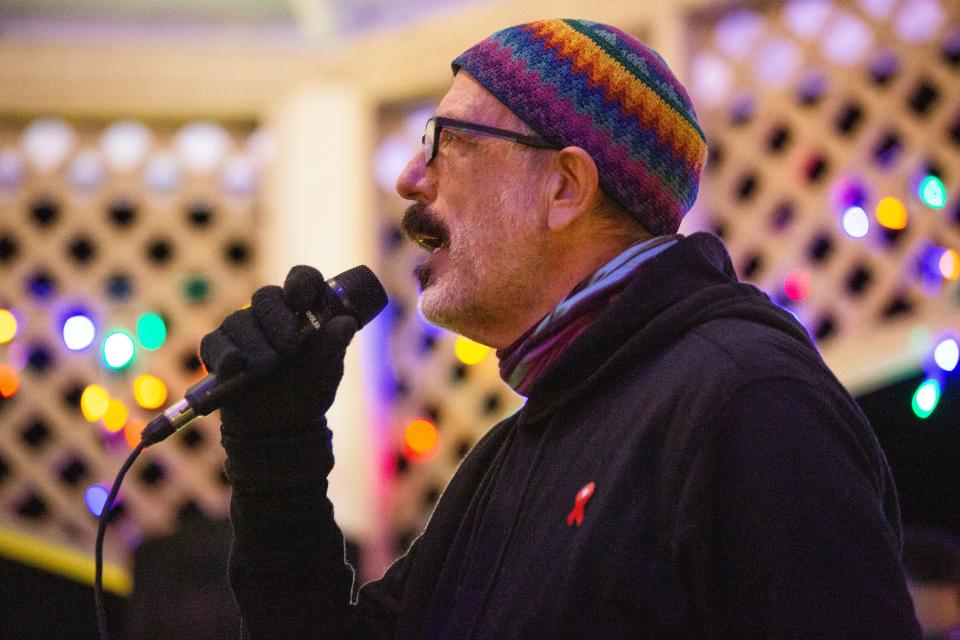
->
[436, 71, 531, 132]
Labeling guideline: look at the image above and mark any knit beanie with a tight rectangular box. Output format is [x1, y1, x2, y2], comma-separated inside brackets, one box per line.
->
[452, 19, 707, 236]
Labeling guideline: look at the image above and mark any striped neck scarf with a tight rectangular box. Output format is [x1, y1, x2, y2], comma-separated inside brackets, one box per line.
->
[497, 235, 679, 396]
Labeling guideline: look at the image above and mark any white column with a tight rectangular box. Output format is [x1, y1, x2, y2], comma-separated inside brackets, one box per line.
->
[262, 85, 376, 543]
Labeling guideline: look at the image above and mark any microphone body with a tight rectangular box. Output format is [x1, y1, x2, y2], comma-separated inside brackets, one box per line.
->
[141, 266, 387, 446]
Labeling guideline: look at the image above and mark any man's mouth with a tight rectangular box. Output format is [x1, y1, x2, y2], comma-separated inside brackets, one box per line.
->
[402, 203, 450, 255]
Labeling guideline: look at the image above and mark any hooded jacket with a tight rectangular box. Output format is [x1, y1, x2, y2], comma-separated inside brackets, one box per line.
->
[225, 233, 920, 639]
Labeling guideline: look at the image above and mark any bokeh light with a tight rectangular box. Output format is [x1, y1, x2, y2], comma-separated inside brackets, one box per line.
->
[939, 249, 959, 281]
[918, 175, 947, 209]
[124, 419, 145, 449]
[0, 309, 18, 343]
[80, 385, 111, 422]
[911, 378, 941, 419]
[136, 313, 167, 351]
[0, 364, 20, 398]
[454, 336, 491, 365]
[84, 484, 110, 517]
[102, 398, 128, 432]
[841, 206, 870, 238]
[62, 313, 96, 351]
[404, 418, 439, 459]
[133, 374, 168, 409]
[783, 268, 812, 302]
[102, 331, 136, 370]
[933, 338, 959, 372]
[876, 196, 908, 230]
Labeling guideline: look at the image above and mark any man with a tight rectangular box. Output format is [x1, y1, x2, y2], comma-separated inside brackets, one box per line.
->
[202, 19, 920, 638]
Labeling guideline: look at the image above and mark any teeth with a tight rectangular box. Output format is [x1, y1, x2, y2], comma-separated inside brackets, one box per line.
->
[416, 234, 443, 253]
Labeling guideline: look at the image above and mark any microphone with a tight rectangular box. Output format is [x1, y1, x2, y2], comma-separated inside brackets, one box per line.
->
[141, 265, 388, 446]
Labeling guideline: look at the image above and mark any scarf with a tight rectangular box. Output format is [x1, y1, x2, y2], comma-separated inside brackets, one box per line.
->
[497, 235, 679, 396]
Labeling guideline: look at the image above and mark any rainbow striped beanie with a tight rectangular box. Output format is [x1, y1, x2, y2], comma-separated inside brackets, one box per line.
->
[453, 19, 707, 235]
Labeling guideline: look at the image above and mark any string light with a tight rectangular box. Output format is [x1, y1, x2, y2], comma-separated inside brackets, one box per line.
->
[404, 418, 439, 460]
[102, 331, 136, 370]
[933, 338, 959, 372]
[102, 398, 128, 432]
[918, 175, 947, 209]
[133, 374, 167, 409]
[80, 385, 110, 422]
[840, 206, 869, 238]
[0, 309, 17, 344]
[911, 378, 940, 419]
[783, 268, 812, 302]
[136, 313, 166, 350]
[84, 484, 110, 517]
[939, 249, 959, 281]
[876, 196, 907, 230]
[0, 364, 19, 398]
[454, 336, 491, 365]
[62, 313, 96, 351]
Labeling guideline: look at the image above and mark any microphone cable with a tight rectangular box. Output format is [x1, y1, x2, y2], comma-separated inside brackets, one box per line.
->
[94, 441, 144, 640]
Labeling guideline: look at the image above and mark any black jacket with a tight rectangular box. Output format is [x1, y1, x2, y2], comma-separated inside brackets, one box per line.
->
[224, 233, 920, 638]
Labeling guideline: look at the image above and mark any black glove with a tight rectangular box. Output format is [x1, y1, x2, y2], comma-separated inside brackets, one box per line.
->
[199, 265, 358, 438]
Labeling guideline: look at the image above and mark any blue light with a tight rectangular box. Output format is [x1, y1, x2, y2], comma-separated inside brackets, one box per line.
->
[62, 314, 96, 351]
[85, 484, 110, 517]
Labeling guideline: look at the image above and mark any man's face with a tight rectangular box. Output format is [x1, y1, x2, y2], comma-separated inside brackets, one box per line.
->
[396, 72, 552, 348]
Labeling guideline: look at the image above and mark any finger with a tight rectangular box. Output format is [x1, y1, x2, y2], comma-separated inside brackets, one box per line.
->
[250, 285, 302, 357]
[221, 309, 282, 379]
[283, 265, 327, 312]
[199, 329, 246, 378]
[322, 315, 358, 351]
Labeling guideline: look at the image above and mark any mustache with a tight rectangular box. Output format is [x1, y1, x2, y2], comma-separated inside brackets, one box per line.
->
[401, 203, 450, 252]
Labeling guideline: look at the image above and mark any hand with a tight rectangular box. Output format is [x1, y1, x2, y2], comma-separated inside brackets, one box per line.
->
[199, 266, 358, 437]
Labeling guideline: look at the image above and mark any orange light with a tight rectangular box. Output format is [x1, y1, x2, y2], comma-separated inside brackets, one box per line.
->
[0, 364, 19, 398]
[124, 419, 145, 448]
[876, 196, 907, 230]
[133, 374, 167, 409]
[102, 398, 128, 432]
[403, 418, 439, 459]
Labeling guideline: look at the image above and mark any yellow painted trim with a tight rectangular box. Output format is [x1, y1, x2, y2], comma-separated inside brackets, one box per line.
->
[0, 528, 131, 597]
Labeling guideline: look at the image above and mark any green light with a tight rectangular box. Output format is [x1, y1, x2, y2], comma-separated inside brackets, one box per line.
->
[136, 313, 167, 350]
[911, 378, 941, 419]
[102, 330, 136, 370]
[919, 176, 946, 209]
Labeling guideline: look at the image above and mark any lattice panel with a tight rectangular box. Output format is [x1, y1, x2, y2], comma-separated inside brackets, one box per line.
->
[0, 118, 266, 564]
[372, 1, 959, 549]
[685, 0, 960, 346]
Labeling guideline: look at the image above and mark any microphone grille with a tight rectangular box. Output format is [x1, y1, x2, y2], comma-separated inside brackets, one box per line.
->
[332, 265, 388, 329]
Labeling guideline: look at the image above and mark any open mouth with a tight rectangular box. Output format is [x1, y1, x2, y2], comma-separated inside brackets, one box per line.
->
[402, 203, 450, 256]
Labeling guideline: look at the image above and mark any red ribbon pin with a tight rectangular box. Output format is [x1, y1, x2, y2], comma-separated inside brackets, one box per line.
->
[566, 481, 595, 527]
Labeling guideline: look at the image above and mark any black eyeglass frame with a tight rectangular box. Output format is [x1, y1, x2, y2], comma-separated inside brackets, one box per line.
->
[422, 116, 561, 165]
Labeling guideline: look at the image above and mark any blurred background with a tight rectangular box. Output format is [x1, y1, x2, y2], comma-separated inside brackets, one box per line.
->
[0, 0, 958, 637]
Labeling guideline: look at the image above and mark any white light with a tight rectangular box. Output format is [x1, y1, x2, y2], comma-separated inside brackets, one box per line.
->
[103, 331, 136, 369]
[375, 135, 415, 193]
[896, 0, 943, 43]
[143, 152, 181, 191]
[68, 151, 105, 190]
[0, 148, 24, 189]
[63, 315, 96, 351]
[822, 11, 872, 65]
[783, 0, 833, 39]
[220, 153, 259, 194]
[175, 122, 231, 174]
[691, 53, 733, 107]
[841, 206, 870, 238]
[714, 10, 764, 60]
[22, 118, 75, 172]
[934, 338, 959, 372]
[101, 120, 153, 173]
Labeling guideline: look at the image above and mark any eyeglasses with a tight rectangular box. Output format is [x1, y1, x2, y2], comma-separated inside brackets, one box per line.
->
[422, 116, 561, 165]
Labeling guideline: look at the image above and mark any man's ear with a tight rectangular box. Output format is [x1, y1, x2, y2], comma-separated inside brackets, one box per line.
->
[544, 146, 600, 231]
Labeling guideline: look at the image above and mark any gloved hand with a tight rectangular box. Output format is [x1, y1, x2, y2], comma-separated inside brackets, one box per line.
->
[199, 265, 358, 438]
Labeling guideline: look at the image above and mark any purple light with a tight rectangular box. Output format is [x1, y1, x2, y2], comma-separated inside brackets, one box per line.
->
[85, 484, 110, 517]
